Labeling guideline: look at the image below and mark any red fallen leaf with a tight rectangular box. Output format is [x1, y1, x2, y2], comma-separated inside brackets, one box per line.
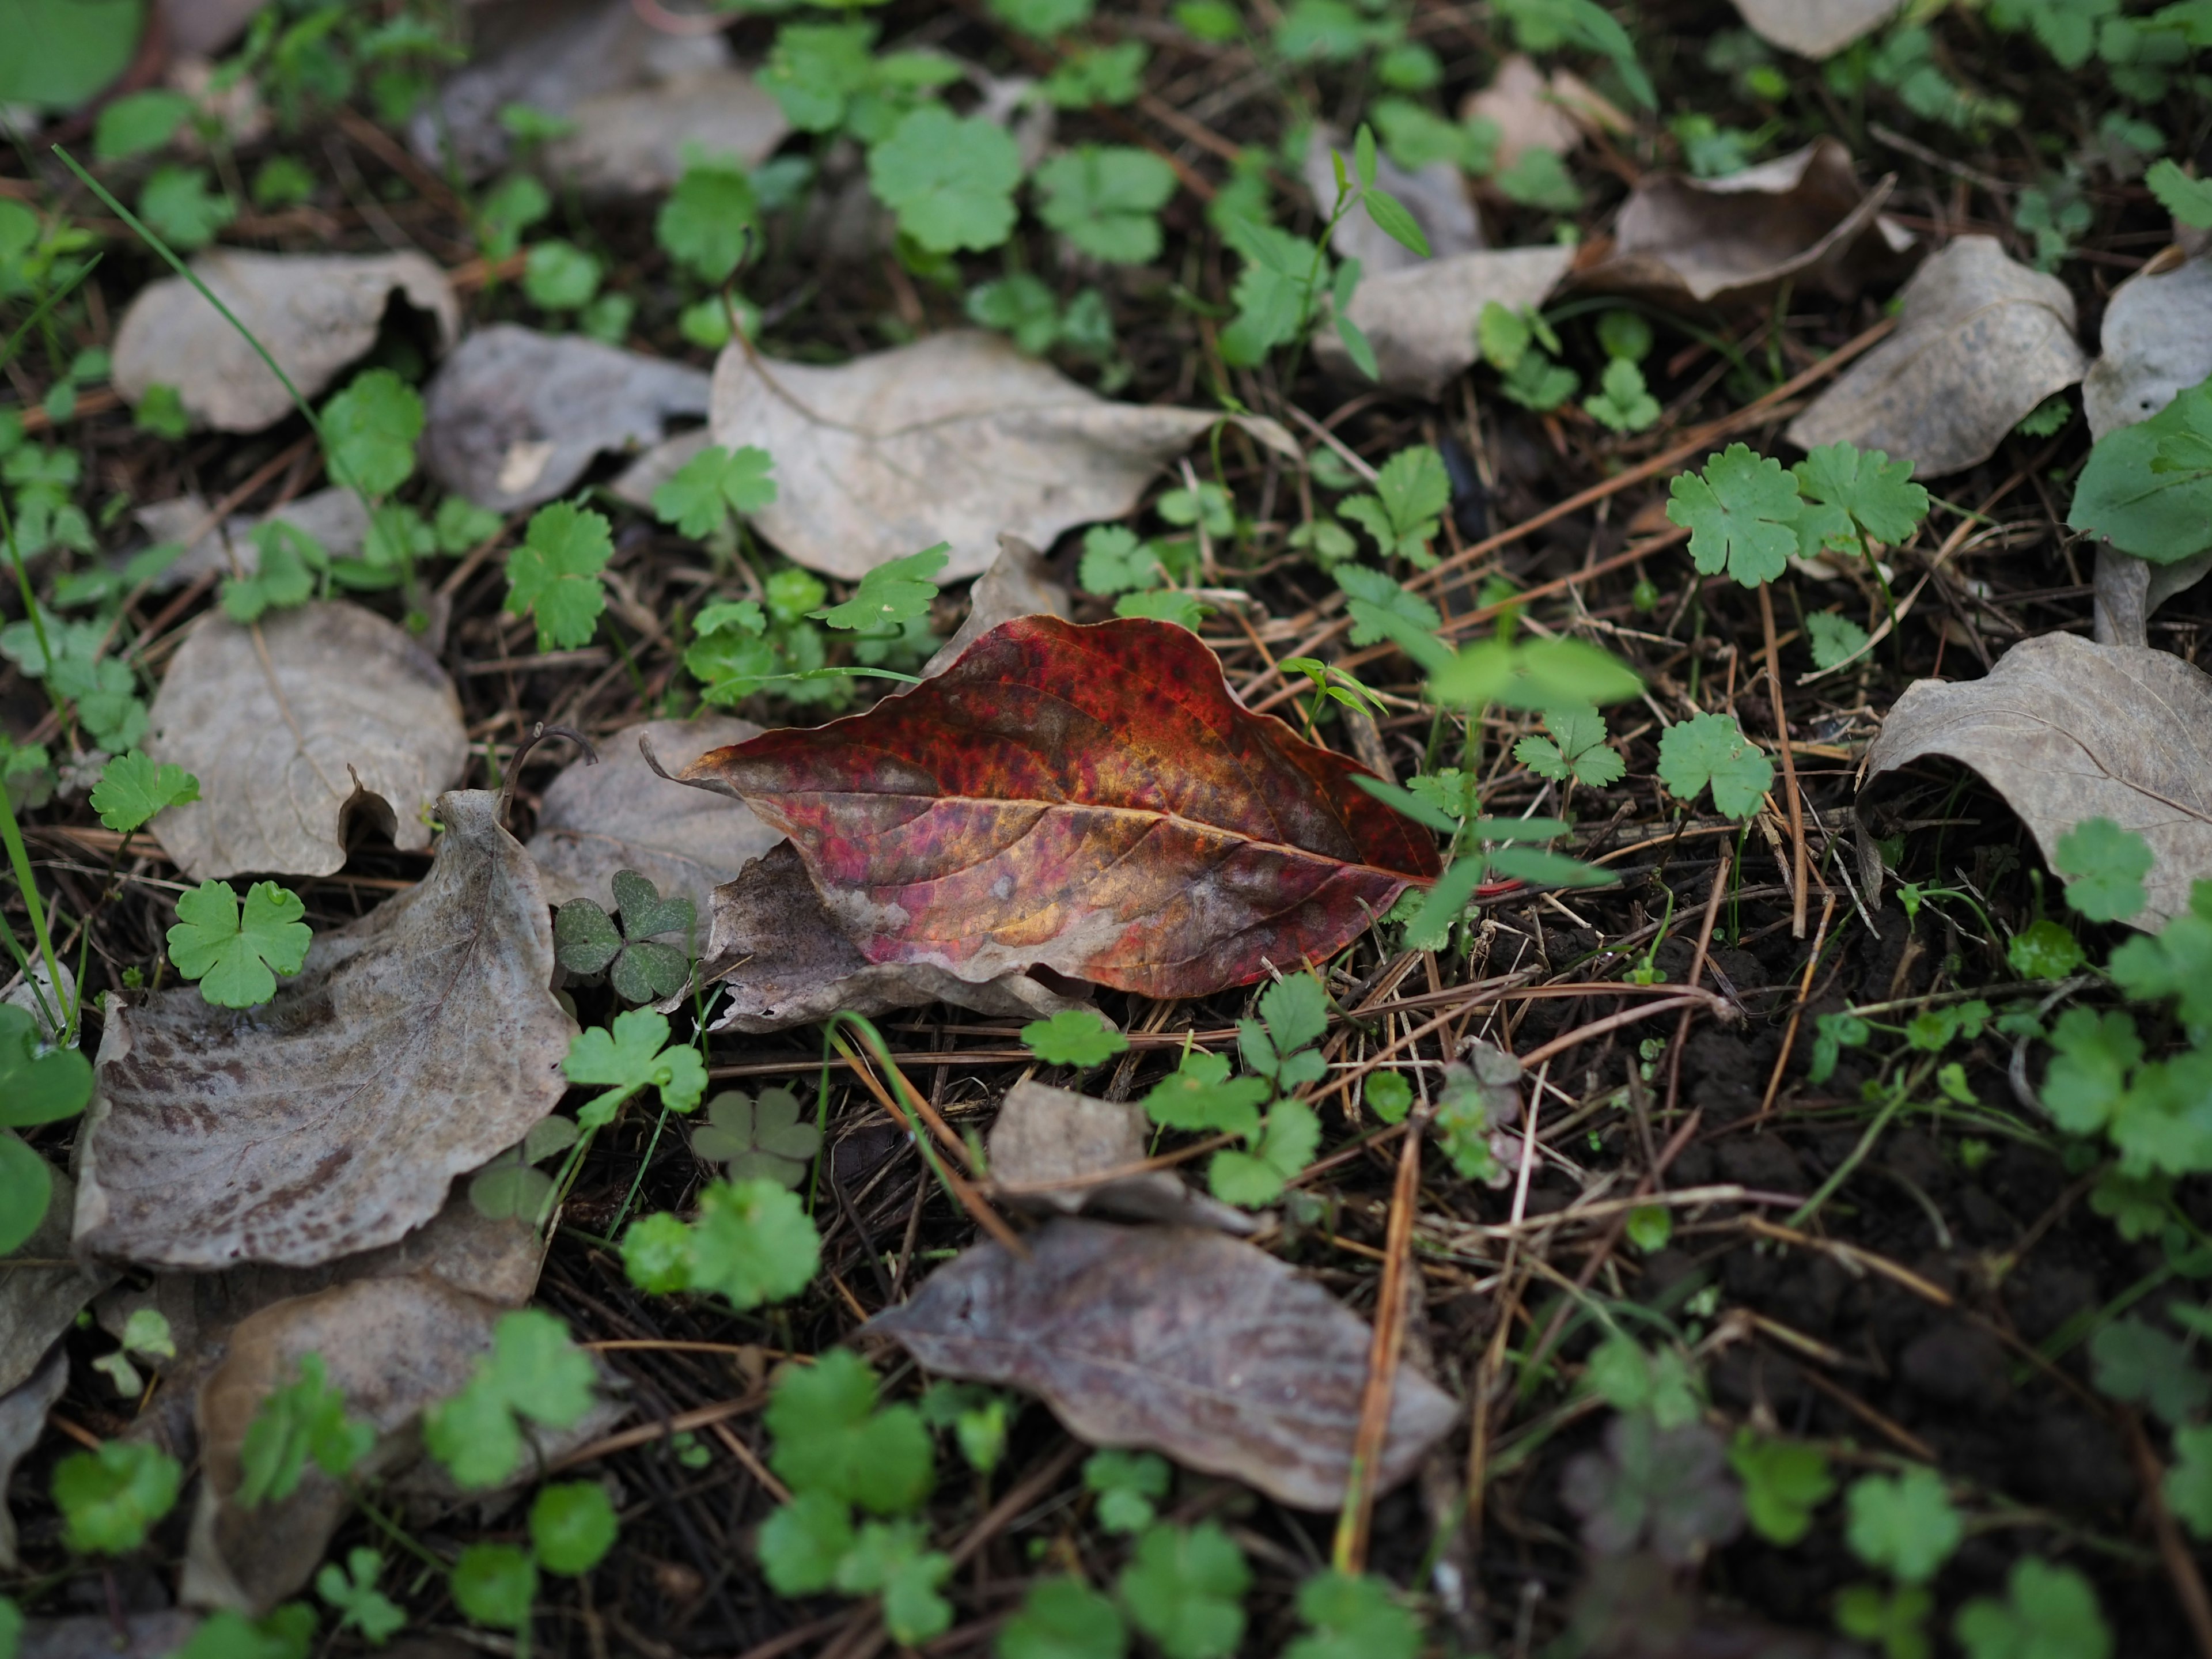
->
[678, 616, 1440, 998]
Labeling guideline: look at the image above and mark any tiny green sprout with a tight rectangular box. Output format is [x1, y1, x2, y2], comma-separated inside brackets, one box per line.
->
[52, 1439, 182, 1555]
[1335, 563, 1440, 647]
[1583, 357, 1660, 433]
[1585, 1331, 1700, 1430]
[505, 502, 613, 653]
[1516, 702, 1625, 788]
[564, 1007, 708, 1122]
[1022, 1007, 1131, 1067]
[1624, 1203, 1672, 1253]
[321, 368, 423, 499]
[422, 1308, 600, 1490]
[868, 105, 1024, 253]
[532, 1480, 620, 1574]
[1791, 441, 1928, 560]
[919, 1381, 1010, 1475]
[1143, 1051, 1270, 1138]
[451, 1542, 536, 1631]
[657, 163, 759, 283]
[1285, 1571, 1421, 1659]
[1281, 654, 1388, 740]
[1363, 1071, 1412, 1124]
[1836, 1582, 1933, 1659]
[553, 869, 696, 1005]
[999, 1577, 1128, 1659]
[522, 238, 600, 311]
[1115, 588, 1211, 630]
[2053, 817, 2152, 922]
[1656, 710, 1772, 820]
[813, 544, 948, 632]
[2008, 918, 2086, 980]
[237, 1350, 375, 1506]
[2167, 1423, 2212, 1540]
[1207, 1098, 1320, 1207]
[1954, 1558, 2112, 1659]
[1339, 445, 1449, 567]
[89, 750, 198, 833]
[167, 879, 313, 1009]
[1080, 524, 1166, 595]
[838, 1518, 956, 1645]
[1667, 444, 1800, 588]
[2090, 1313, 2210, 1425]
[1806, 611, 1871, 671]
[317, 1548, 406, 1645]
[468, 1115, 581, 1220]
[1085, 1448, 1172, 1534]
[621, 1176, 821, 1310]
[174, 1605, 316, 1659]
[1728, 1430, 1835, 1546]
[1118, 1521, 1251, 1659]
[1843, 1466, 1961, 1585]
[652, 444, 777, 540]
[691, 1087, 821, 1187]
[767, 1348, 935, 1514]
[1035, 145, 1178, 264]
[2147, 158, 2212, 229]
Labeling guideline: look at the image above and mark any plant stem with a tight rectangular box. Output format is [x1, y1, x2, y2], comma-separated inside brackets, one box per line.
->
[1758, 581, 1809, 938]
[0, 780, 66, 1040]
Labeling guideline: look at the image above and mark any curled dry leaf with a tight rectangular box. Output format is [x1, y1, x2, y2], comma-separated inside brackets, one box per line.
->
[408, 0, 787, 191]
[1574, 138, 1907, 308]
[1786, 235, 2088, 478]
[1462, 55, 1624, 171]
[870, 1217, 1459, 1509]
[1316, 244, 1577, 400]
[145, 600, 468, 881]
[685, 841, 1084, 1033]
[1304, 128, 1482, 280]
[111, 251, 459, 433]
[0, 1347, 66, 1569]
[76, 791, 577, 1268]
[1729, 0, 1903, 59]
[708, 330, 1298, 581]
[527, 715, 781, 915]
[679, 616, 1441, 999]
[987, 1080, 1258, 1234]
[1862, 632, 2212, 929]
[422, 324, 712, 513]
[0, 1163, 116, 1397]
[2083, 253, 2212, 440]
[921, 533, 1073, 678]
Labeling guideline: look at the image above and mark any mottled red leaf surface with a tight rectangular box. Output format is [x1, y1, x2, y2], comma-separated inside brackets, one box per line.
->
[679, 617, 1440, 998]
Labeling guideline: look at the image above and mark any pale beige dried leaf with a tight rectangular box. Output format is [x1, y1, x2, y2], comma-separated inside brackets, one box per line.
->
[138, 486, 373, 592]
[1304, 128, 1481, 279]
[146, 600, 467, 881]
[0, 1347, 66, 1569]
[1786, 235, 2086, 477]
[544, 69, 787, 196]
[709, 330, 1297, 581]
[1315, 245, 1575, 397]
[528, 715, 779, 915]
[988, 1081, 1256, 1234]
[111, 251, 458, 433]
[77, 791, 576, 1268]
[691, 841, 1084, 1032]
[2083, 253, 2212, 440]
[1461, 55, 1582, 170]
[1862, 632, 2212, 929]
[423, 324, 712, 512]
[922, 534, 1071, 677]
[0, 1160, 115, 1397]
[870, 1217, 1459, 1509]
[1577, 138, 1903, 308]
[20, 1613, 202, 1659]
[1729, 0, 1903, 58]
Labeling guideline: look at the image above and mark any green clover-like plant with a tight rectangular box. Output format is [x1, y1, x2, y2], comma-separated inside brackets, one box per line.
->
[88, 749, 199, 834]
[166, 879, 313, 1009]
[652, 442, 777, 540]
[554, 869, 696, 1005]
[1515, 702, 1624, 787]
[1656, 710, 1772, 820]
[1666, 443, 1800, 588]
[690, 1087, 822, 1187]
[620, 1176, 822, 1310]
[422, 1308, 599, 1490]
[317, 1547, 407, 1644]
[468, 1115, 582, 1220]
[237, 1352, 376, 1508]
[504, 502, 612, 653]
[812, 543, 948, 632]
[52, 1439, 183, 1555]
[564, 1007, 708, 1122]
[1022, 1007, 1131, 1068]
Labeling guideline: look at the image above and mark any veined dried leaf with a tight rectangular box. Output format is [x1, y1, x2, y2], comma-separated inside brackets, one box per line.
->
[17, 1612, 202, 1658]
[707, 330, 1296, 581]
[1786, 235, 2086, 478]
[146, 600, 468, 882]
[77, 791, 576, 1268]
[870, 1217, 1459, 1509]
[111, 251, 458, 433]
[1575, 138, 1906, 308]
[1862, 632, 2212, 929]
[1461, 55, 1593, 171]
[687, 841, 1084, 1033]
[527, 715, 781, 915]
[1729, 0, 1903, 59]
[2084, 254, 2212, 440]
[1315, 245, 1575, 398]
[0, 1347, 66, 1569]
[679, 617, 1440, 999]
[423, 324, 712, 513]
[988, 1080, 1257, 1233]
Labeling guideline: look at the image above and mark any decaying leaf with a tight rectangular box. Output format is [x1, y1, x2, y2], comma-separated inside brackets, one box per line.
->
[1575, 138, 1907, 308]
[680, 616, 1440, 999]
[987, 1080, 1257, 1233]
[137, 487, 372, 591]
[527, 715, 781, 915]
[922, 533, 1072, 677]
[145, 600, 468, 881]
[1729, 0, 1902, 59]
[1304, 128, 1482, 279]
[870, 1217, 1459, 1509]
[1315, 245, 1576, 398]
[1786, 235, 2088, 478]
[17, 1613, 202, 1659]
[1, 1162, 116, 1398]
[111, 251, 458, 434]
[2083, 254, 2212, 440]
[77, 791, 577, 1268]
[707, 330, 1297, 581]
[0, 1347, 66, 1569]
[1463, 55, 1623, 171]
[422, 324, 713, 513]
[687, 841, 1085, 1032]
[408, 0, 786, 191]
[1862, 632, 2212, 929]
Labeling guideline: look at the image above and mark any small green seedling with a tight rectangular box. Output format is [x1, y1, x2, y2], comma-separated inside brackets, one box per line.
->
[1022, 1007, 1131, 1067]
[1086, 1448, 1172, 1534]
[422, 1308, 600, 1490]
[1118, 1521, 1251, 1659]
[554, 869, 696, 1005]
[1656, 711, 1771, 820]
[505, 501, 613, 653]
[167, 878, 313, 1009]
[621, 1176, 821, 1309]
[563, 1007, 708, 1123]
[652, 443, 778, 540]
[691, 1086, 822, 1187]
[52, 1439, 182, 1554]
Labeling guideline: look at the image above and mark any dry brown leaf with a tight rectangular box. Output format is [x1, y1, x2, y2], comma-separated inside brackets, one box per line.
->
[2083, 253, 2212, 440]
[921, 533, 1072, 677]
[145, 600, 468, 881]
[709, 330, 1298, 581]
[77, 790, 575, 1268]
[19, 1613, 202, 1659]
[407, 0, 786, 191]
[1861, 632, 2212, 929]
[987, 1080, 1257, 1233]
[527, 715, 780, 915]
[1575, 138, 1906, 308]
[0, 1161, 115, 1397]
[1461, 55, 1584, 170]
[1786, 235, 2086, 477]
[688, 841, 1084, 1033]
[1315, 245, 1575, 398]
[0, 1347, 66, 1569]
[137, 486, 373, 591]
[111, 251, 458, 434]
[870, 1217, 1459, 1509]
[1304, 128, 1482, 279]
[422, 324, 713, 513]
[1729, 0, 1903, 58]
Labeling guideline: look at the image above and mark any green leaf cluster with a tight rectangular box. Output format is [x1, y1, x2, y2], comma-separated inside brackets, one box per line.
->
[565, 1007, 707, 1120]
[690, 1086, 822, 1188]
[652, 444, 777, 540]
[554, 869, 696, 1005]
[1034, 146, 1177, 264]
[1514, 702, 1624, 787]
[52, 1439, 182, 1554]
[1656, 710, 1772, 820]
[237, 1352, 375, 1507]
[620, 1175, 821, 1310]
[422, 1308, 600, 1490]
[1729, 1430, 1836, 1546]
[505, 502, 613, 652]
[1023, 1007, 1131, 1067]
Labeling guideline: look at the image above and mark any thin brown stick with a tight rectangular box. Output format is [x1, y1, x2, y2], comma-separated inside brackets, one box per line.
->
[1756, 894, 1836, 1124]
[1758, 582, 1809, 937]
[2128, 1413, 2212, 1659]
